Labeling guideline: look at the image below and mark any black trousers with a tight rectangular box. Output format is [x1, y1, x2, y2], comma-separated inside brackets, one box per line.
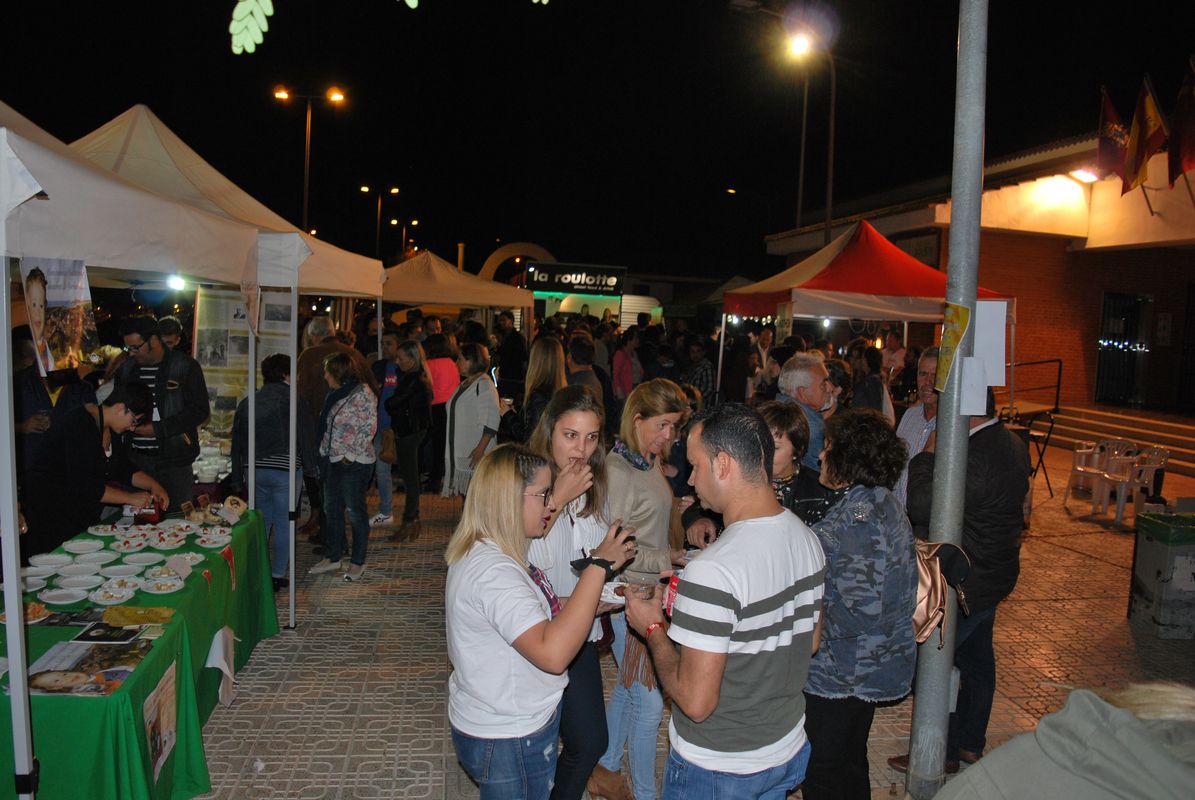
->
[800, 692, 877, 800]
[551, 640, 608, 800]
[429, 402, 448, 486]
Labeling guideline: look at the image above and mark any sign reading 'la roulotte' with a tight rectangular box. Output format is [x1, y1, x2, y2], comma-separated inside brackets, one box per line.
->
[527, 262, 626, 296]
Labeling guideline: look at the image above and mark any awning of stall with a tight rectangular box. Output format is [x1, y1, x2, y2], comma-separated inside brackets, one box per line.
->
[724, 220, 1012, 321]
[383, 250, 532, 308]
[1, 100, 258, 283]
[70, 104, 382, 296]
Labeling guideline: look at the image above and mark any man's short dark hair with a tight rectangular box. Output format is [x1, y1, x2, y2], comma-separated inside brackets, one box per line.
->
[158, 315, 183, 338]
[497, 310, 515, 322]
[119, 315, 159, 343]
[692, 402, 774, 484]
[104, 380, 153, 418]
[567, 334, 595, 366]
[863, 347, 883, 375]
[636, 312, 651, 328]
[261, 353, 290, 384]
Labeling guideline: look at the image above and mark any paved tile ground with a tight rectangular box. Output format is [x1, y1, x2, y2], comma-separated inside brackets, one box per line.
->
[196, 448, 1195, 799]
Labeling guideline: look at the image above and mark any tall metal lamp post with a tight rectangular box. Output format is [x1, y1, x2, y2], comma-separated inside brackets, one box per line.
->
[361, 185, 400, 258]
[787, 32, 836, 245]
[273, 86, 346, 232]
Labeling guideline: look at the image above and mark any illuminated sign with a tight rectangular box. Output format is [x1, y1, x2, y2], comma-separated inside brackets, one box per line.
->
[528, 263, 626, 297]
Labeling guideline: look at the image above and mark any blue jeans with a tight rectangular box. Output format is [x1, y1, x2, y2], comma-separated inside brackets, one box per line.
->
[947, 605, 998, 760]
[323, 460, 372, 566]
[452, 705, 562, 800]
[373, 428, 393, 517]
[599, 613, 664, 800]
[662, 742, 810, 800]
[255, 467, 301, 579]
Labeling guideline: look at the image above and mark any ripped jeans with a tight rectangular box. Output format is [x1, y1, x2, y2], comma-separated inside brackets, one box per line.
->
[452, 704, 562, 800]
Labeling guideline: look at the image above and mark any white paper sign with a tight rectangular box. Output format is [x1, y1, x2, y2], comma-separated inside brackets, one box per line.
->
[974, 300, 1007, 387]
[960, 357, 988, 415]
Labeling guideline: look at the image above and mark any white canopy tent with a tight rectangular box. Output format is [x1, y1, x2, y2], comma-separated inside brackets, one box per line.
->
[71, 104, 387, 628]
[382, 249, 533, 308]
[1, 101, 273, 799]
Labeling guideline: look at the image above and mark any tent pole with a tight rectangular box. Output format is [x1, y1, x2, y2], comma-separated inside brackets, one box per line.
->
[376, 301, 383, 357]
[1008, 315, 1016, 414]
[288, 279, 298, 629]
[1, 259, 36, 799]
[247, 301, 257, 511]
[903, 320, 909, 348]
[714, 313, 727, 403]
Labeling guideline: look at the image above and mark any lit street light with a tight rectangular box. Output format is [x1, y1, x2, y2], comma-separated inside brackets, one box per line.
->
[360, 185, 400, 258]
[787, 32, 836, 245]
[273, 85, 346, 231]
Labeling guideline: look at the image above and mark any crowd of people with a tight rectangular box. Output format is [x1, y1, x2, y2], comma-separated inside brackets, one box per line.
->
[436, 310, 1033, 800]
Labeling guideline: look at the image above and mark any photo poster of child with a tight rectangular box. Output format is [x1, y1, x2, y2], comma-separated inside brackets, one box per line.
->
[142, 661, 178, 782]
[18, 257, 100, 377]
[25, 639, 152, 696]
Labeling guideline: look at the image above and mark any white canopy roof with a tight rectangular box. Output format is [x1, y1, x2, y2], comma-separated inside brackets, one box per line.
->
[383, 250, 532, 308]
[1, 101, 258, 284]
[70, 104, 382, 296]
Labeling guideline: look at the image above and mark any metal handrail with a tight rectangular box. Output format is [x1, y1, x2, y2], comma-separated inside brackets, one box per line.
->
[1001, 358, 1063, 413]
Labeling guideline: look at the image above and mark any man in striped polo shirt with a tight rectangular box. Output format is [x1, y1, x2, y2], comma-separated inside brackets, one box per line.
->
[625, 402, 826, 799]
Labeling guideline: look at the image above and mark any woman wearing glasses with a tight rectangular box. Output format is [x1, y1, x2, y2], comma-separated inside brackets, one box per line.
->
[446, 444, 636, 799]
[21, 382, 168, 560]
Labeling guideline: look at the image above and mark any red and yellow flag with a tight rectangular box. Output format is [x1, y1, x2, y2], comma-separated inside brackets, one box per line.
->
[1098, 88, 1129, 183]
[1122, 78, 1168, 194]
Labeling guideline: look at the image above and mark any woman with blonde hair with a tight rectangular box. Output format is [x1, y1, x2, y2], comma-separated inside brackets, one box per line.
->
[527, 385, 615, 799]
[522, 336, 568, 438]
[446, 444, 636, 800]
[592, 378, 690, 800]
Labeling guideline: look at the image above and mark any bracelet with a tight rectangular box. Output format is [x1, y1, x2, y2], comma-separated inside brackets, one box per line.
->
[570, 554, 616, 582]
[645, 621, 666, 640]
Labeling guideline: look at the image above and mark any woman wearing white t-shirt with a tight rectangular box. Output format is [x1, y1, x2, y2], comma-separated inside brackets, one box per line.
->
[446, 444, 636, 800]
[527, 385, 616, 800]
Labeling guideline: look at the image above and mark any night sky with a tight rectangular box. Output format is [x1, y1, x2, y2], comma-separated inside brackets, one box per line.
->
[4, 1, 1193, 281]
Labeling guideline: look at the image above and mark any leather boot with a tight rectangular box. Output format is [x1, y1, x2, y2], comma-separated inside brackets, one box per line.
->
[586, 764, 633, 800]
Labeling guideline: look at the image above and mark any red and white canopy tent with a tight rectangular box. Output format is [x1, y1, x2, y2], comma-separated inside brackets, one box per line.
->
[720, 220, 1016, 395]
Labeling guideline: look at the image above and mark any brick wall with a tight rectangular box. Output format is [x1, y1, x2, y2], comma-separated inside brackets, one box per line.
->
[943, 230, 1193, 408]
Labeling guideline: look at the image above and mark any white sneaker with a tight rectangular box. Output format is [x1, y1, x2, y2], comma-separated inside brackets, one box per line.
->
[369, 513, 394, 526]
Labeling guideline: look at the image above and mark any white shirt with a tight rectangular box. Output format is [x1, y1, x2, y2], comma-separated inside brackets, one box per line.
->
[527, 497, 608, 641]
[446, 540, 568, 737]
[894, 403, 937, 506]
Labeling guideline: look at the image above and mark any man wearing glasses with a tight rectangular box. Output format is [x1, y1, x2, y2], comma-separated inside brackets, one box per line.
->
[113, 316, 210, 513]
[778, 353, 833, 472]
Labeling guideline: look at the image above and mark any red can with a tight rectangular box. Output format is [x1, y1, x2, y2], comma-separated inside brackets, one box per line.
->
[663, 570, 683, 618]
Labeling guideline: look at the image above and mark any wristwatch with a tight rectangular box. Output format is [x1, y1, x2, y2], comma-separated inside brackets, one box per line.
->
[570, 555, 616, 582]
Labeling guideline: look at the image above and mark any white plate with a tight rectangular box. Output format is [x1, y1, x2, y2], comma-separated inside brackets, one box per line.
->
[100, 564, 144, 578]
[56, 574, 104, 590]
[159, 520, 199, 534]
[123, 552, 164, 566]
[38, 588, 88, 605]
[111, 539, 148, 553]
[87, 523, 126, 536]
[174, 552, 205, 566]
[101, 576, 143, 591]
[28, 553, 73, 569]
[0, 577, 47, 593]
[144, 566, 180, 580]
[195, 535, 231, 549]
[129, 524, 161, 534]
[63, 539, 104, 554]
[600, 581, 627, 606]
[142, 579, 184, 595]
[21, 565, 56, 579]
[75, 551, 120, 565]
[89, 587, 136, 605]
[57, 563, 101, 577]
[150, 539, 185, 551]
[202, 526, 233, 538]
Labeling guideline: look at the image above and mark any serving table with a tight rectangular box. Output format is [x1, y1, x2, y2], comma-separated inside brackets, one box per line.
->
[0, 510, 278, 799]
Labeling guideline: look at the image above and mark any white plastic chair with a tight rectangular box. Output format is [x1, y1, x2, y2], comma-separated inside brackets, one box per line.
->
[1063, 439, 1133, 508]
[1095, 448, 1169, 525]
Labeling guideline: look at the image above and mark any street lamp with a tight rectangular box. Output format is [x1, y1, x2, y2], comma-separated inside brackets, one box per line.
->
[390, 217, 419, 259]
[787, 32, 836, 245]
[360, 185, 399, 258]
[273, 85, 346, 231]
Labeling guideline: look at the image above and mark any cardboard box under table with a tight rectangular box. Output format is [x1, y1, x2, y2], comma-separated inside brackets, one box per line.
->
[0, 510, 278, 799]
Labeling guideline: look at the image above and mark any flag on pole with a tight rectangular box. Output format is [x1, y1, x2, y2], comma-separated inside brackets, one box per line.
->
[1122, 76, 1169, 194]
[1098, 87, 1129, 183]
[1168, 58, 1195, 187]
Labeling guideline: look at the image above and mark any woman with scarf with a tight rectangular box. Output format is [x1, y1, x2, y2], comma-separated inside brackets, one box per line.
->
[591, 378, 689, 800]
[308, 351, 378, 581]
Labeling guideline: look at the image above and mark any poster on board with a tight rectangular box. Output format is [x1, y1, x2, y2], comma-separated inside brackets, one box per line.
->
[18, 257, 100, 376]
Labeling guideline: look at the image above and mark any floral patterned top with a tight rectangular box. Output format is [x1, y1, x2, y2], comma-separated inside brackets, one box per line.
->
[319, 383, 378, 464]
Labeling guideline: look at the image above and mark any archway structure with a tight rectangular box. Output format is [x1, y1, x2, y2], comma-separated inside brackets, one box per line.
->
[478, 242, 556, 281]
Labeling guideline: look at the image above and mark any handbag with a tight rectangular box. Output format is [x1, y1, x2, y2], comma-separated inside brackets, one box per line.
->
[380, 428, 399, 464]
[913, 539, 971, 648]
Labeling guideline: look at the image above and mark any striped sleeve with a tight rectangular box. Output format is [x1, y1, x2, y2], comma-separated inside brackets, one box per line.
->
[668, 563, 740, 654]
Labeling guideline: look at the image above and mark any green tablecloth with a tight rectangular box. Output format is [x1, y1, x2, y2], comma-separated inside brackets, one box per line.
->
[0, 510, 279, 800]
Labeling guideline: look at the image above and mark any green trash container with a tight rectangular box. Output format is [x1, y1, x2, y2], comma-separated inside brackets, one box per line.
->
[1130, 513, 1195, 639]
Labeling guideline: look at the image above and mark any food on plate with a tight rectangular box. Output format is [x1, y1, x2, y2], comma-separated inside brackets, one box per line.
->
[144, 566, 179, 579]
[0, 601, 50, 622]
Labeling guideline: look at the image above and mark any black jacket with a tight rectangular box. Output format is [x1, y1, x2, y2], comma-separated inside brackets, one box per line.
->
[384, 370, 432, 436]
[114, 348, 210, 467]
[230, 381, 320, 487]
[906, 420, 1031, 614]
